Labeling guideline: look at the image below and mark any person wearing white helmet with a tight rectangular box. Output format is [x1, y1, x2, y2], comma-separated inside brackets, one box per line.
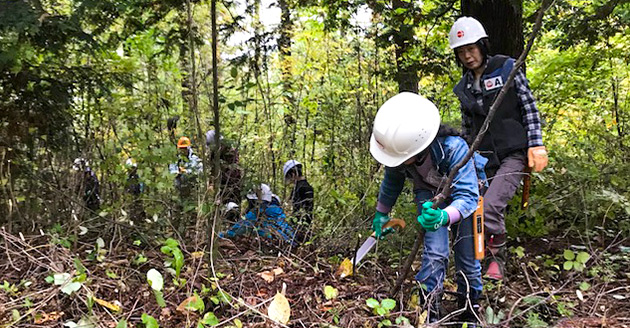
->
[449, 16, 548, 282]
[219, 183, 297, 245]
[370, 92, 485, 324]
[283, 159, 314, 242]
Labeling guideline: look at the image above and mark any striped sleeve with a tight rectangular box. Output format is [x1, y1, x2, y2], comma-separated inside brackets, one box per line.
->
[515, 69, 544, 147]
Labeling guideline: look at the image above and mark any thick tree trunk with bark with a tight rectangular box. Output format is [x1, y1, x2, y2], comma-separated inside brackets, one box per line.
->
[462, 0, 524, 58]
[393, 0, 419, 93]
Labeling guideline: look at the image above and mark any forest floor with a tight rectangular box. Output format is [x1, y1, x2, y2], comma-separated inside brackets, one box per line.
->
[0, 225, 629, 328]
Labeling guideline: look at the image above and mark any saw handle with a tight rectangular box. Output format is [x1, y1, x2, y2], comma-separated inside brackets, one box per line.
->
[372, 218, 406, 237]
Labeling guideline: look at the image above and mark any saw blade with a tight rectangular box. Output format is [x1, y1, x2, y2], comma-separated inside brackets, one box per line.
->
[352, 236, 377, 266]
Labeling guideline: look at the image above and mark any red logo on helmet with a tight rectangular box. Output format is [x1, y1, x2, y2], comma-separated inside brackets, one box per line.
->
[486, 80, 494, 88]
[457, 30, 464, 38]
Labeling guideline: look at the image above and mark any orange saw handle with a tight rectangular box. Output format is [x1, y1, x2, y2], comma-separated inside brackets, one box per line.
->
[371, 218, 406, 237]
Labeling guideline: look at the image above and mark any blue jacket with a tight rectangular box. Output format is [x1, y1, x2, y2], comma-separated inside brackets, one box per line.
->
[377, 136, 484, 219]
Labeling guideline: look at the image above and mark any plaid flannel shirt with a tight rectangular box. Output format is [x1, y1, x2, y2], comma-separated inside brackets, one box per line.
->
[460, 68, 544, 148]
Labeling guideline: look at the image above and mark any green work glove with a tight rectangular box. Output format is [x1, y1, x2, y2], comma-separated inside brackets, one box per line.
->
[372, 211, 393, 238]
[417, 202, 449, 232]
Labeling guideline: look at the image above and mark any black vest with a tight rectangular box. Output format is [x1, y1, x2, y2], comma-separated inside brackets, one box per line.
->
[453, 55, 528, 168]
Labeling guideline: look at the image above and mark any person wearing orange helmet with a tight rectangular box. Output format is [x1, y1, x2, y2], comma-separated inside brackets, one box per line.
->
[170, 136, 202, 198]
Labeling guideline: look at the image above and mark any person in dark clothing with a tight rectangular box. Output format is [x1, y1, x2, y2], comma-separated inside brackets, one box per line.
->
[283, 160, 314, 242]
[206, 130, 243, 206]
[125, 158, 146, 221]
[449, 17, 548, 281]
[72, 158, 101, 211]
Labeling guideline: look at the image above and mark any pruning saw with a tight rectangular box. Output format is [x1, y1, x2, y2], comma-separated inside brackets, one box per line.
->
[353, 219, 406, 266]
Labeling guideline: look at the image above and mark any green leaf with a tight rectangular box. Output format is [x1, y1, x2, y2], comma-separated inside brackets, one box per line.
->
[217, 290, 231, 304]
[486, 306, 496, 324]
[579, 282, 591, 291]
[563, 250, 575, 261]
[200, 312, 219, 326]
[380, 319, 392, 326]
[45, 275, 54, 284]
[74, 258, 86, 274]
[563, 261, 574, 271]
[395, 316, 410, 325]
[154, 290, 166, 307]
[376, 306, 387, 316]
[381, 298, 396, 311]
[11, 309, 20, 322]
[234, 318, 243, 328]
[366, 298, 380, 308]
[115, 319, 127, 328]
[164, 238, 179, 248]
[230, 66, 238, 78]
[323, 285, 338, 300]
[172, 248, 184, 277]
[576, 252, 590, 264]
[141, 313, 159, 328]
[147, 269, 164, 291]
[574, 262, 584, 272]
[185, 292, 205, 312]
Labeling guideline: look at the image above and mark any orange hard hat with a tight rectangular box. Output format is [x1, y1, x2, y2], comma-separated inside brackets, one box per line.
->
[177, 136, 192, 148]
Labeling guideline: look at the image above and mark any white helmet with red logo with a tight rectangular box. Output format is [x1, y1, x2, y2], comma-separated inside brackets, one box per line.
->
[369, 92, 441, 167]
[448, 17, 488, 49]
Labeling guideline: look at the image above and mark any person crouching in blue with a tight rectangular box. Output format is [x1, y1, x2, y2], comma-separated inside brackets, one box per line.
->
[219, 183, 297, 245]
[369, 92, 485, 325]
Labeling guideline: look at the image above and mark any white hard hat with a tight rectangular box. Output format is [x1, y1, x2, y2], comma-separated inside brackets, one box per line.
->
[205, 129, 223, 146]
[259, 183, 272, 202]
[282, 160, 302, 178]
[448, 17, 488, 49]
[125, 158, 137, 168]
[369, 92, 441, 167]
[246, 183, 273, 202]
[225, 202, 239, 212]
[72, 158, 88, 171]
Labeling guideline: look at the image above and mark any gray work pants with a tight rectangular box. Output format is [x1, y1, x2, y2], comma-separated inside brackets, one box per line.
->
[483, 152, 527, 235]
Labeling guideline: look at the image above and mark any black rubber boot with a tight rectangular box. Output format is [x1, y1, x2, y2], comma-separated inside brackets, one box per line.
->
[420, 290, 443, 324]
[456, 296, 481, 327]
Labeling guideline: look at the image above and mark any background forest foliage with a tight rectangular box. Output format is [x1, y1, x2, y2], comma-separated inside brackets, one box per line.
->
[1, 0, 630, 251]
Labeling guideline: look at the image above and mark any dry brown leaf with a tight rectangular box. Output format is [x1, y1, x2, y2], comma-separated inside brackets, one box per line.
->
[272, 267, 284, 276]
[268, 292, 291, 324]
[94, 297, 122, 312]
[191, 251, 205, 259]
[176, 295, 201, 314]
[335, 258, 353, 278]
[257, 271, 275, 283]
[34, 311, 64, 324]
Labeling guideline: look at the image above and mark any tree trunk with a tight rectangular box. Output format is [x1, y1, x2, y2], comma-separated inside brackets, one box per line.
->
[392, 0, 419, 93]
[461, 0, 524, 58]
[278, 0, 296, 151]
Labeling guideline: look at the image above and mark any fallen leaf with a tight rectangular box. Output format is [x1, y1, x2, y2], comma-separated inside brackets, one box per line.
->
[191, 251, 205, 259]
[272, 267, 284, 276]
[335, 258, 353, 278]
[258, 271, 275, 283]
[268, 292, 291, 324]
[418, 310, 427, 325]
[94, 298, 122, 312]
[576, 290, 584, 302]
[176, 295, 201, 313]
[34, 311, 64, 324]
[323, 285, 338, 300]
